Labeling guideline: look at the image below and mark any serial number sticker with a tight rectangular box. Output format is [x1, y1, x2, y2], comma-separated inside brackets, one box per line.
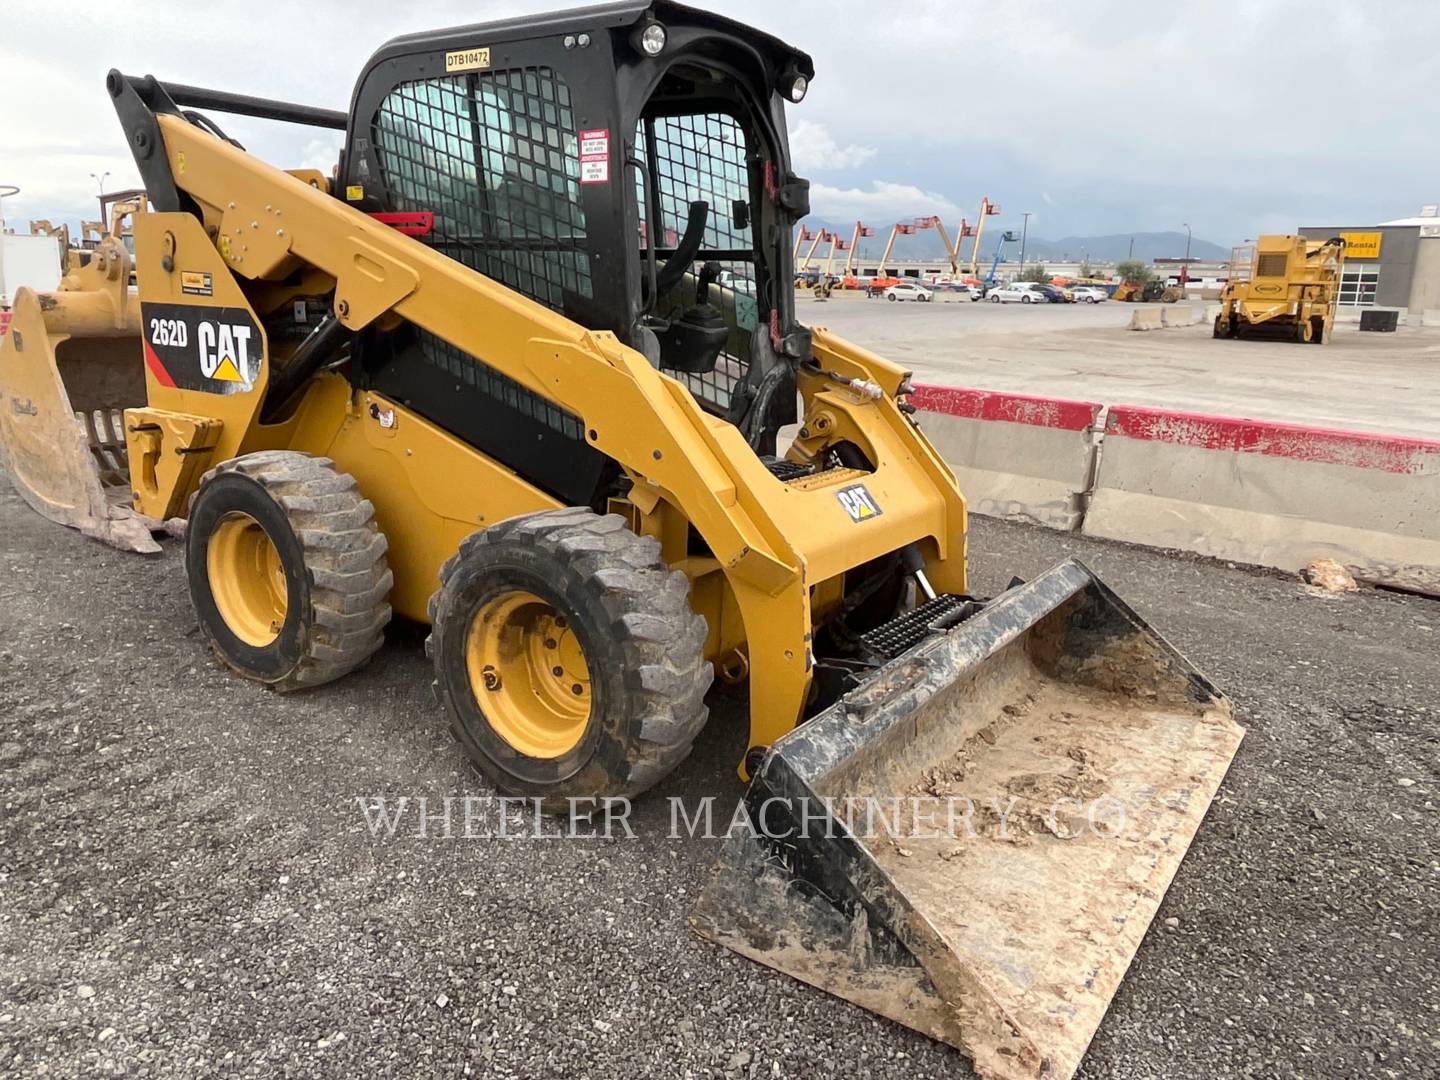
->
[445, 47, 492, 73]
[835, 483, 883, 523]
[180, 271, 213, 297]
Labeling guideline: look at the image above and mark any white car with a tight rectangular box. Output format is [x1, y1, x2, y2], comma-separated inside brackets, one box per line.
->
[988, 282, 1047, 304]
[1070, 286, 1108, 303]
[884, 282, 933, 303]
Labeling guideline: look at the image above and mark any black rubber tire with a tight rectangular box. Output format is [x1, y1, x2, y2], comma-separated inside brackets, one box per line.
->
[989, 295, 1000, 303]
[428, 508, 712, 811]
[887, 293, 897, 302]
[186, 451, 392, 691]
[1213, 315, 1227, 338]
[1021, 295, 1032, 304]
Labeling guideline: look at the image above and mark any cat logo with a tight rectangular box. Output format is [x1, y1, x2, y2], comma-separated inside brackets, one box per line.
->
[835, 483, 882, 523]
[197, 321, 253, 384]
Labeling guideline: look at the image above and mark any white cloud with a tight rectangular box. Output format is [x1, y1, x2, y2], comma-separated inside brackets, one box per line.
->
[809, 180, 959, 224]
[5, 1, 1437, 241]
[788, 120, 876, 171]
[299, 136, 346, 176]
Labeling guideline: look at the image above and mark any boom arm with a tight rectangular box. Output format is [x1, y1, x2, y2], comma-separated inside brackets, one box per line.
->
[106, 72, 969, 771]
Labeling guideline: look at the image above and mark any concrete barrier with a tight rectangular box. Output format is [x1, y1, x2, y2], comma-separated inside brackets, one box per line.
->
[911, 385, 1100, 530]
[1161, 305, 1202, 328]
[1127, 308, 1164, 330]
[1085, 406, 1440, 595]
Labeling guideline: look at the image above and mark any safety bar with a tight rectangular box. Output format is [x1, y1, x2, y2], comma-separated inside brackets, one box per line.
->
[107, 71, 347, 130]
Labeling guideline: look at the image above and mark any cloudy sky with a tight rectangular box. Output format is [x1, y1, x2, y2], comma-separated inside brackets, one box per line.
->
[3, 1, 1436, 248]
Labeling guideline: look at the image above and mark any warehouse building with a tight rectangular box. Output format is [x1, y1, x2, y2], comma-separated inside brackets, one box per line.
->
[1300, 206, 1440, 312]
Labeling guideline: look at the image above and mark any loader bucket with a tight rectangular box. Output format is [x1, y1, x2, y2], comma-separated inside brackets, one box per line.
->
[0, 285, 156, 552]
[692, 559, 1243, 1080]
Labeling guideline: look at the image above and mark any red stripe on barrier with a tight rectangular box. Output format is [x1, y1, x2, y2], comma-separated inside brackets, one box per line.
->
[1106, 405, 1440, 475]
[910, 384, 1101, 432]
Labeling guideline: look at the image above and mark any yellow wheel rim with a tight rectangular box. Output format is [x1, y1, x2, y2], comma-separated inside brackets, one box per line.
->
[207, 511, 289, 647]
[466, 590, 592, 759]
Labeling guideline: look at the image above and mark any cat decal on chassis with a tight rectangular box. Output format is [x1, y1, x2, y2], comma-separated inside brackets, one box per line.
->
[140, 303, 263, 395]
[835, 483, 882, 522]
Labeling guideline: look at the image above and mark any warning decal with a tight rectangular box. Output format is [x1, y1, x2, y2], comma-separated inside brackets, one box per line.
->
[141, 302, 263, 396]
[579, 128, 609, 185]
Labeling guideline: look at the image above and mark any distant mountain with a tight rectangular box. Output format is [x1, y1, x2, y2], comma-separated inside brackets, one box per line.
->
[799, 224, 1230, 265]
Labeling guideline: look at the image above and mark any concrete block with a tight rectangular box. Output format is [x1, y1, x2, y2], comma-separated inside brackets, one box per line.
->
[911, 385, 1101, 531]
[1128, 308, 1164, 330]
[1161, 306, 1199, 328]
[1085, 406, 1440, 596]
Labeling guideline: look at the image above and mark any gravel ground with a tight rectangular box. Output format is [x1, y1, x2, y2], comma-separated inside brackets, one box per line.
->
[1, 480, 1436, 1079]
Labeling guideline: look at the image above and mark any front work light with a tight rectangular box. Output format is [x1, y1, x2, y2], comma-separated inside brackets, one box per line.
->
[638, 22, 667, 56]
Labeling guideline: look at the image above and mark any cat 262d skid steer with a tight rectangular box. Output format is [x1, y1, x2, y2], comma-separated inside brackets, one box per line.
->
[0, 4, 1243, 1076]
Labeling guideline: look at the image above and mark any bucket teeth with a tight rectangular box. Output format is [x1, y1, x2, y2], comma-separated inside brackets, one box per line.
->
[693, 559, 1243, 1080]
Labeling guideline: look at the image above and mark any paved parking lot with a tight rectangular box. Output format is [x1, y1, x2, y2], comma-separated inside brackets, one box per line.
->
[2, 481, 1436, 1079]
[800, 294, 1440, 438]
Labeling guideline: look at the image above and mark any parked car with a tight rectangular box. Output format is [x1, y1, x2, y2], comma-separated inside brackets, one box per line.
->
[964, 284, 985, 301]
[987, 282, 1047, 304]
[1070, 286, 1108, 303]
[1036, 284, 1070, 304]
[884, 282, 934, 303]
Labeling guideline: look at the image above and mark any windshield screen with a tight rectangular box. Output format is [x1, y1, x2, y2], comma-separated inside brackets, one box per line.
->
[633, 92, 769, 417]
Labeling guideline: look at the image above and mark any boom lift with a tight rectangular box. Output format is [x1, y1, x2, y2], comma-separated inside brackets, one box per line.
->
[0, 4, 1242, 1077]
[967, 195, 1002, 277]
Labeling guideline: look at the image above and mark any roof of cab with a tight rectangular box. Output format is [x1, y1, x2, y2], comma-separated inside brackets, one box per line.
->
[367, 1, 813, 78]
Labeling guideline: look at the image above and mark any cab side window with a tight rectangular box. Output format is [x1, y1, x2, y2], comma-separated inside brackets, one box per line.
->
[373, 66, 593, 313]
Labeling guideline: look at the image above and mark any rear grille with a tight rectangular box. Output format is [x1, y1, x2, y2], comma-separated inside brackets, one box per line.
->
[416, 329, 584, 442]
[861, 594, 978, 660]
[1255, 253, 1288, 278]
[764, 459, 814, 481]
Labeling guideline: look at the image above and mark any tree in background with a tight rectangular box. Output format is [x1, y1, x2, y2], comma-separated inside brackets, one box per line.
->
[1116, 260, 1154, 286]
[1078, 260, 1093, 279]
[1017, 264, 1049, 283]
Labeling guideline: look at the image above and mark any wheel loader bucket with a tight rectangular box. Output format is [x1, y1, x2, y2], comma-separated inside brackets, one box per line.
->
[693, 559, 1243, 1080]
[0, 284, 156, 552]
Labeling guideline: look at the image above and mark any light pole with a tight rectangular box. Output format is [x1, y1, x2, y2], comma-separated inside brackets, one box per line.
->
[1181, 222, 1192, 286]
[1017, 211, 1031, 276]
[90, 171, 110, 196]
[0, 184, 18, 234]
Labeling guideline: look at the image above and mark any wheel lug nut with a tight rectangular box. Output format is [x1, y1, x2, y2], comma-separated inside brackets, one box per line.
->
[544, 638, 558, 649]
[552, 666, 564, 677]
[571, 683, 583, 695]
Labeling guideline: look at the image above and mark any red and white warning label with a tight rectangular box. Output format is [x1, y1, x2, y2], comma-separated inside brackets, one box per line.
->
[579, 128, 609, 184]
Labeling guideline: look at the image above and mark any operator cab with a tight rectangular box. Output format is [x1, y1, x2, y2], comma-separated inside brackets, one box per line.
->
[341, 1, 814, 478]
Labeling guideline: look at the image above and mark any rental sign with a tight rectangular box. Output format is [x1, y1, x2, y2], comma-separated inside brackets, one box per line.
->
[1340, 231, 1383, 259]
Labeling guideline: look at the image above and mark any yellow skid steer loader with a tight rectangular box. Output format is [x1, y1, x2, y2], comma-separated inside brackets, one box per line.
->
[0, 4, 1242, 1076]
